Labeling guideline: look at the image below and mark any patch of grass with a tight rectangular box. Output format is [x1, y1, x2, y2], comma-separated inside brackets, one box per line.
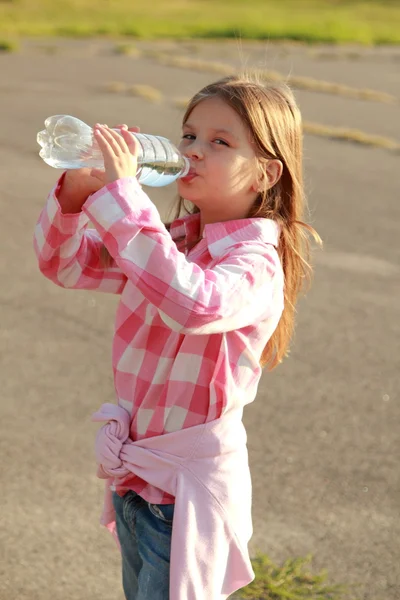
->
[284, 74, 397, 104]
[233, 552, 361, 600]
[141, 49, 169, 61]
[114, 43, 141, 57]
[153, 55, 399, 104]
[308, 49, 363, 61]
[157, 54, 234, 75]
[127, 84, 163, 102]
[0, 38, 18, 52]
[303, 121, 400, 153]
[1, 1, 400, 45]
[100, 81, 163, 104]
[172, 97, 190, 111]
[101, 81, 128, 94]
[35, 43, 59, 55]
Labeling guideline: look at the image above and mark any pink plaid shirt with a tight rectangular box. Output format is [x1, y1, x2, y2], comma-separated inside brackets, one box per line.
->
[33, 175, 284, 504]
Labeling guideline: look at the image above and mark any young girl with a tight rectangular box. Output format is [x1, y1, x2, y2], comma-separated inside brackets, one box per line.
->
[33, 74, 320, 600]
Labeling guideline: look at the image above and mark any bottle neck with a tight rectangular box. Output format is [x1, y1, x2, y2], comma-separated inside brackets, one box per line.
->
[181, 156, 190, 177]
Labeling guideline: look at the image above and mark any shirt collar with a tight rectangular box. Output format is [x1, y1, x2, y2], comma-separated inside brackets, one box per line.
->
[169, 212, 201, 244]
[170, 212, 280, 259]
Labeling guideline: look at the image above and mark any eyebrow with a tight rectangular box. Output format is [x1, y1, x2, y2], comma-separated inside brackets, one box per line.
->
[183, 123, 239, 141]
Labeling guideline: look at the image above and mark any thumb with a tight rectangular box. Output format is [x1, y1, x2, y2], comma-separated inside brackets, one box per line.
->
[90, 168, 106, 182]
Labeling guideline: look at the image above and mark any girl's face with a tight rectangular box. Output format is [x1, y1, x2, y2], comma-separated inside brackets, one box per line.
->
[177, 97, 260, 221]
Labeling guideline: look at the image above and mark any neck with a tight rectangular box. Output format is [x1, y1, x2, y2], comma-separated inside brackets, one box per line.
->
[199, 209, 251, 237]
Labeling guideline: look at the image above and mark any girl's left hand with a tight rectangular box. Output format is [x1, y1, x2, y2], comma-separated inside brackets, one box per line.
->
[93, 123, 140, 184]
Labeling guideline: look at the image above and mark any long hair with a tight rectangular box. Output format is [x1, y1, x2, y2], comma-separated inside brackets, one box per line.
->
[101, 74, 321, 369]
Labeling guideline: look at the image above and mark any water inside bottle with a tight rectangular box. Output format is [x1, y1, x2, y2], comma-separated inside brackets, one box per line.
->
[136, 159, 186, 186]
[134, 134, 189, 187]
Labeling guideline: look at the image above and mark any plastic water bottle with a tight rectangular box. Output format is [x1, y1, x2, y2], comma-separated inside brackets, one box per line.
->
[37, 115, 190, 187]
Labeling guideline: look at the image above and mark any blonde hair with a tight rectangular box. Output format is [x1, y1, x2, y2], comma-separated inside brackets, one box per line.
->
[101, 74, 321, 369]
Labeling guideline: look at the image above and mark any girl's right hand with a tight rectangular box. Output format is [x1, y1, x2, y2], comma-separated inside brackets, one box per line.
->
[57, 124, 140, 214]
[57, 168, 106, 214]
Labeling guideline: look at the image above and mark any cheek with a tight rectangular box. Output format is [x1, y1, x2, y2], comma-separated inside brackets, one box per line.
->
[210, 155, 239, 178]
[225, 157, 256, 186]
[239, 156, 259, 184]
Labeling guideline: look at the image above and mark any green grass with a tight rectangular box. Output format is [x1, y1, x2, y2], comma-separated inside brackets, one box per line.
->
[235, 552, 362, 599]
[0, 38, 19, 52]
[1, 0, 399, 44]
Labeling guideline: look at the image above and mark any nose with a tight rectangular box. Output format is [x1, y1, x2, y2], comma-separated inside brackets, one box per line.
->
[183, 138, 204, 161]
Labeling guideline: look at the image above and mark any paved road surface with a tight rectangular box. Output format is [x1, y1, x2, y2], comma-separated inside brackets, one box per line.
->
[0, 39, 399, 600]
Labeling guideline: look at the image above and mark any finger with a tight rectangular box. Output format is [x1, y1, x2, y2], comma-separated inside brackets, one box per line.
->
[93, 130, 120, 182]
[93, 127, 116, 163]
[95, 125, 126, 155]
[111, 124, 140, 134]
[105, 127, 131, 154]
[120, 128, 140, 157]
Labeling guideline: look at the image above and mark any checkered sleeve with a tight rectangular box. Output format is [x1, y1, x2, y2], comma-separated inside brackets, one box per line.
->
[33, 178, 127, 294]
[84, 177, 283, 334]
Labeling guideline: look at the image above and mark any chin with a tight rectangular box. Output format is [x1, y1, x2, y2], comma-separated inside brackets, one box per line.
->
[177, 185, 199, 204]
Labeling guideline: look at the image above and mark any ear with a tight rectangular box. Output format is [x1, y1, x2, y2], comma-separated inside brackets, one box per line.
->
[252, 159, 283, 193]
[266, 159, 283, 189]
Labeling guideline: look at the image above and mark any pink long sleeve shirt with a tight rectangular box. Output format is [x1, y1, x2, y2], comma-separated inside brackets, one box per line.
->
[33, 175, 284, 502]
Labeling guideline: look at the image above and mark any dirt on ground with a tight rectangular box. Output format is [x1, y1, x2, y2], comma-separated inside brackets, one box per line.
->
[0, 38, 399, 600]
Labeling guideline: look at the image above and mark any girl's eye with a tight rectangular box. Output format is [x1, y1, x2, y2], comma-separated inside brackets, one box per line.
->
[181, 134, 229, 146]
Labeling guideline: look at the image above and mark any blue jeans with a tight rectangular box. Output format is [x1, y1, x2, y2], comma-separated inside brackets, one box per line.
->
[112, 490, 175, 600]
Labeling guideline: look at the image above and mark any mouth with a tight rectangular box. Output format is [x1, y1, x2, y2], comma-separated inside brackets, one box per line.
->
[180, 169, 197, 183]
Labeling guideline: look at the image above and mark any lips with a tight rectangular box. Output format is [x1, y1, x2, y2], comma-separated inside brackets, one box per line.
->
[180, 168, 197, 183]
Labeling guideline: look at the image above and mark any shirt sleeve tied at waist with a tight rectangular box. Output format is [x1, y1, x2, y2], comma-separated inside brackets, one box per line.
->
[92, 403, 132, 479]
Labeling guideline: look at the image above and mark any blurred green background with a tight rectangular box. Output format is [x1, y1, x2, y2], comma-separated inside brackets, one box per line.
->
[1, 0, 400, 44]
